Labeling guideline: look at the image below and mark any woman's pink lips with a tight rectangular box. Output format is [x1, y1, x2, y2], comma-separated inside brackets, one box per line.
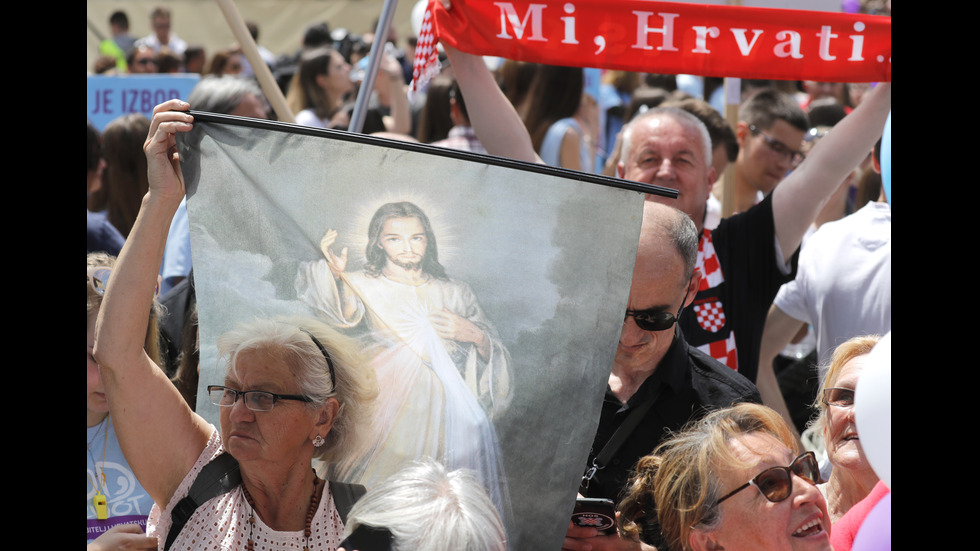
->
[227, 429, 256, 442]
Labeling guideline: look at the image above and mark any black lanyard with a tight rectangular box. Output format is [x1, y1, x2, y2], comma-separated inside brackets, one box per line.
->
[581, 387, 660, 490]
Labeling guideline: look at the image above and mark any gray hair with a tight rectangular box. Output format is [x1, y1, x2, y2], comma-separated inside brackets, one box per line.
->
[216, 315, 378, 461]
[343, 459, 507, 551]
[621, 106, 713, 171]
[187, 75, 265, 115]
[641, 202, 700, 283]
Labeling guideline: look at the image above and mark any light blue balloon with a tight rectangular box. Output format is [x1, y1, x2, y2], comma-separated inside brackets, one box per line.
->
[881, 111, 891, 205]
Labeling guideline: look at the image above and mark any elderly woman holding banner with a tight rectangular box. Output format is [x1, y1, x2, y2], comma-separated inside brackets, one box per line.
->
[93, 99, 378, 550]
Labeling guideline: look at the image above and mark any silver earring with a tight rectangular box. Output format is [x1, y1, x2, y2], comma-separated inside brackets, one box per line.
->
[313, 435, 325, 447]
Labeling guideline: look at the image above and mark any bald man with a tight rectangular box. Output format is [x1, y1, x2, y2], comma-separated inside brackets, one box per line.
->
[569, 202, 760, 550]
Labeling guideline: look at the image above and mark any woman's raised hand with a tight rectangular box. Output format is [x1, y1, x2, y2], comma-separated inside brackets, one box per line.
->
[143, 99, 194, 204]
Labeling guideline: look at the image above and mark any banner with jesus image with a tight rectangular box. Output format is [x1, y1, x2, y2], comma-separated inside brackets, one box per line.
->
[178, 115, 653, 549]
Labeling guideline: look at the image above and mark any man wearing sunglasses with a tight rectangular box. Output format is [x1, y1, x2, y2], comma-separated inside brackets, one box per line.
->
[126, 45, 159, 75]
[732, 88, 809, 215]
[569, 202, 761, 550]
[446, 40, 890, 393]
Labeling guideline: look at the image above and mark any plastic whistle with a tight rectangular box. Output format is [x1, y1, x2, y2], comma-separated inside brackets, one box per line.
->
[94, 493, 108, 520]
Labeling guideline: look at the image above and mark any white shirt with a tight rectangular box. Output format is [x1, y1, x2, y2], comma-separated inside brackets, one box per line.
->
[773, 201, 891, 381]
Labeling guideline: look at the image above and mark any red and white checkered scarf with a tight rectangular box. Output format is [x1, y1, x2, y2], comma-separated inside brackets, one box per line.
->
[693, 230, 739, 370]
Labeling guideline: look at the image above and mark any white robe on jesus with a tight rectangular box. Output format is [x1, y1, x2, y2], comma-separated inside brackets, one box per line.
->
[295, 259, 512, 517]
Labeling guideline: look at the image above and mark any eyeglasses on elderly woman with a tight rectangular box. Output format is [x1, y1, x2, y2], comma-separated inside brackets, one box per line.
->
[715, 451, 820, 505]
[207, 385, 313, 412]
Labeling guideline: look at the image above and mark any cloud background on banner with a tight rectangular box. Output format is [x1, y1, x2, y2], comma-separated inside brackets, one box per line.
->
[178, 119, 644, 550]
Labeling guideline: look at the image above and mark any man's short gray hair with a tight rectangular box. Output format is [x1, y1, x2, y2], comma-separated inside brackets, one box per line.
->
[641, 202, 699, 282]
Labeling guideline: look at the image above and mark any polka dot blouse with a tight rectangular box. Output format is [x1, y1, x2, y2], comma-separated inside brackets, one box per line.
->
[146, 428, 346, 550]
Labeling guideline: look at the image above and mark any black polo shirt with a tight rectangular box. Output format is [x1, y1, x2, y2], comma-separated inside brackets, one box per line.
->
[679, 193, 799, 382]
[580, 328, 761, 504]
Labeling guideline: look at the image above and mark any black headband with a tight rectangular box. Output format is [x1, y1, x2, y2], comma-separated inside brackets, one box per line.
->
[300, 328, 336, 390]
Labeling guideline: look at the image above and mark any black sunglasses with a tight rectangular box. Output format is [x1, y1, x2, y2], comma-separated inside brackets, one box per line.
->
[624, 277, 693, 332]
[624, 306, 683, 332]
[716, 451, 820, 505]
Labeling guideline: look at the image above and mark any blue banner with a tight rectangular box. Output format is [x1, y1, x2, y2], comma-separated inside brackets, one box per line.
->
[87, 74, 200, 131]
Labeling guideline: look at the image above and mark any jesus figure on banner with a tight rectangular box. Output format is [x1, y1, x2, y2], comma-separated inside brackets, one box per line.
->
[295, 200, 513, 515]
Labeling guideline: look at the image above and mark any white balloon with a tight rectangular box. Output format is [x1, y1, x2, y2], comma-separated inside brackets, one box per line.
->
[855, 332, 891, 488]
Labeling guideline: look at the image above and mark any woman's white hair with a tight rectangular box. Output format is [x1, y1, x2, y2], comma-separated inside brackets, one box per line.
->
[216, 315, 378, 460]
[343, 458, 507, 551]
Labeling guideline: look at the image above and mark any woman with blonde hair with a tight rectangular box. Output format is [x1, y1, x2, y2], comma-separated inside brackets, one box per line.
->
[809, 334, 881, 523]
[618, 403, 831, 551]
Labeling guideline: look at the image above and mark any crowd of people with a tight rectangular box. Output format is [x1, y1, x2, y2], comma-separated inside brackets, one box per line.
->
[87, 3, 891, 550]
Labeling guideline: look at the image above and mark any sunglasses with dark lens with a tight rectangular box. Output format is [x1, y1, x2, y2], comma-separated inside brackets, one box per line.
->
[623, 277, 693, 332]
[822, 387, 855, 408]
[624, 307, 682, 332]
[716, 451, 820, 505]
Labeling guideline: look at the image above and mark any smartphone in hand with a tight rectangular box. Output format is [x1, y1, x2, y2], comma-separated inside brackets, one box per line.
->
[571, 497, 617, 535]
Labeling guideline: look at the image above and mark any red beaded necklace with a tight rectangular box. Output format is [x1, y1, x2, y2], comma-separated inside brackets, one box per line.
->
[241, 472, 323, 551]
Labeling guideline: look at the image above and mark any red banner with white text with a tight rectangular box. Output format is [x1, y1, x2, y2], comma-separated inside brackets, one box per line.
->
[428, 0, 890, 82]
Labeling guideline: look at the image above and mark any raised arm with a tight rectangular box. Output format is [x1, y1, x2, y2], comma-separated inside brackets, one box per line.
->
[442, 42, 542, 164]
[93, 99, 212, 508]
[379, 51, 412, 135]
[771, 82, 891, 260]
